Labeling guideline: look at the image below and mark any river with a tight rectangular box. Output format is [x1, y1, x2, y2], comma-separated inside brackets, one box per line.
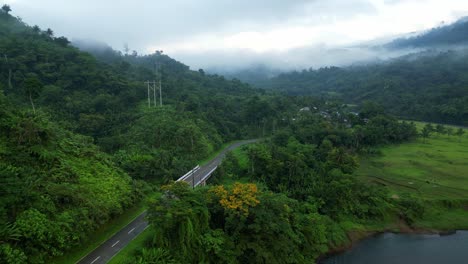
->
[321, 231, 468, 264]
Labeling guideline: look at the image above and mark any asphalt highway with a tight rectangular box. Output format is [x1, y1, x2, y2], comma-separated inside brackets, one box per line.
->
[76, 139, 257, 264]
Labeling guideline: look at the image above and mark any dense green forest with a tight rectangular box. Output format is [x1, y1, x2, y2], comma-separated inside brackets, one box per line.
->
[260, 50, 468, 126]
[128, 104, 425, 263]
[0, 5, 465, 264]
[0, 8, 295, 263]
[0, 91, 143, 262]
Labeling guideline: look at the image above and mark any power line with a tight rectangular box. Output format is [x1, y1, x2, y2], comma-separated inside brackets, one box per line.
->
[145, 52, 164, 108]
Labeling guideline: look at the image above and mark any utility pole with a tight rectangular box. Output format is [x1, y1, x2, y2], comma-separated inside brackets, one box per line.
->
[145, 50, 164, 108]
[153, 80, 157, 107]
[147, 81, 150, 107]
[145, 80, 157, 108]
[159, 78, 162, 106]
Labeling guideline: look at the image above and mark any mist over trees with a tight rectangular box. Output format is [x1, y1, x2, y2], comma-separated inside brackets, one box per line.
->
[259, 49, 468, 126]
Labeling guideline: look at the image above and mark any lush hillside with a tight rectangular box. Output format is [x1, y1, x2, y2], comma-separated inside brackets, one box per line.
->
[0, 90, 142, 262]
[0, 10, 142, 262]
[0, 8, 305, 263]
[0, 7, 299, 180]
[262, 50, 468, 125]
[0, 8, 254, 263]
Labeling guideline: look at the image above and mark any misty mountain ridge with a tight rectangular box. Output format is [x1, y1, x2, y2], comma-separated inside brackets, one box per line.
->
[211, 16, 468, 83]
[385, 16, 468, 49]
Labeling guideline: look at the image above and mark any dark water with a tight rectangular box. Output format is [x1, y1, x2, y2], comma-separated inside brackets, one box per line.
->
[322, 231, 468, 264]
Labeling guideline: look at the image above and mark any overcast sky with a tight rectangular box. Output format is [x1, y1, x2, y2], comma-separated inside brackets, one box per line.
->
[5, 0, 468, 70]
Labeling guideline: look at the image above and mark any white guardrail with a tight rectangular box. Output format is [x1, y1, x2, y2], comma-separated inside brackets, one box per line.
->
[196, 166, 217, 186]
[176, 165, 201, 182]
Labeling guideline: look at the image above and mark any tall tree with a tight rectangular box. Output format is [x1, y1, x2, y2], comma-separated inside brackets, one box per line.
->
[435, 124, 446, 135]
[421, 125, 432, 143]
[1, 4, 11, 14]
[32, 25, 40, 34]
[45, 28, 54, 38]
[23, 76, 42, 114]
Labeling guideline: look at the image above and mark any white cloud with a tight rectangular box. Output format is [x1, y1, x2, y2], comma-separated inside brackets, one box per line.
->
[6, 0, 468, 69]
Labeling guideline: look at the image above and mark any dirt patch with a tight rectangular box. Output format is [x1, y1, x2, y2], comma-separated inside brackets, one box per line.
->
[396, 218, 414, 233]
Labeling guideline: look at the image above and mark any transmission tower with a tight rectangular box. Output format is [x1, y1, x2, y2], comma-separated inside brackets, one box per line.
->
[145, 80, 157, 108]
[145, 51, 164, 108]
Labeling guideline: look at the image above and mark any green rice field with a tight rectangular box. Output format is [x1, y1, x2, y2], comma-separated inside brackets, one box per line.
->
[356, 123, 468, 200]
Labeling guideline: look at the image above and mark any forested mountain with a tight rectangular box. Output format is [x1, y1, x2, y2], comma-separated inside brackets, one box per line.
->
[0, 92, 141, 262]
[216, 18, 468, 127]
[261, 50, 468, 125]
[206, 64, 282, 87]
[386, 16, 468, 49]
[0, 8, 293, 262]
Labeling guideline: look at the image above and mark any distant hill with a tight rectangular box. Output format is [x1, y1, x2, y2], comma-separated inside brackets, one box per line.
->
[248, 17, 468, 126]
[262, 50, 468, 125]
[386, 17, 468, 49]
[207, 64, 282, 87]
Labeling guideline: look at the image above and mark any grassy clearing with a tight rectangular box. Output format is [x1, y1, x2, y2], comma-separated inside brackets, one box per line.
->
[231, 145, 249, 170]
[50, 202, 147, 264]
[356, 122, 468, 230]
[357, 124, 468, 200]
[415, 206, 468, 230]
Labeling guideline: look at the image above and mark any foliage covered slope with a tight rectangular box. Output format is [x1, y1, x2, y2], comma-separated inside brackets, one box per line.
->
[0, 7, 294, 263]
[0, 90, 141, 262]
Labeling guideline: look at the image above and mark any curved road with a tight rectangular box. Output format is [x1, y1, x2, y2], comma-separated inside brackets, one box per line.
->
[76, 139, 258, 264]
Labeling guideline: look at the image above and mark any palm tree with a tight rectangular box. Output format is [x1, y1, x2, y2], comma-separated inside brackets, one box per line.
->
[45, 28, 54, 38]
[32, 25, 40, 34]
[421, 126, 431, 143]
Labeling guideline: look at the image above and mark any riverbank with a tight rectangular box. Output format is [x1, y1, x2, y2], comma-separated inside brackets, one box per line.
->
[321, 230, 468, 264]
[319, 215, 468, 263]
[318, 125, 468, 261]
[318, 194, 468, 263]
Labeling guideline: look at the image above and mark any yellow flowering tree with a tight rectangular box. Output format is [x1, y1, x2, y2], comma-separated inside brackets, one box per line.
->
[210, 183, 260, 217]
